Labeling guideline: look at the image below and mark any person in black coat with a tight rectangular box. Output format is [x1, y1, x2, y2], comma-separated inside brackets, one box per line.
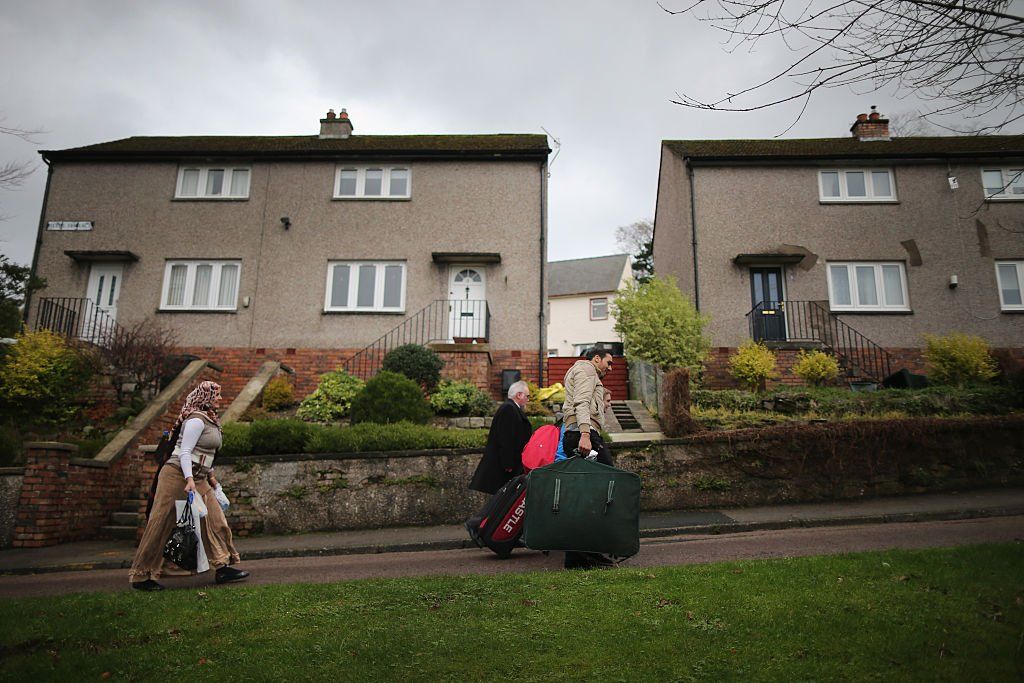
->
[468, 380, 533, 494]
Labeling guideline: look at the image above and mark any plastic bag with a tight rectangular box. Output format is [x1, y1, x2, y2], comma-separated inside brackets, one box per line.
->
[174, 495, 210, 574]
[213, 484, 230, 512]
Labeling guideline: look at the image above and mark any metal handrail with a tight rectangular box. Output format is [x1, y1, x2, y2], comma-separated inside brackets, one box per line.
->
[342, 299, 491, 380]
[745, 299, 893, 383]
[33, 297, 125, 349]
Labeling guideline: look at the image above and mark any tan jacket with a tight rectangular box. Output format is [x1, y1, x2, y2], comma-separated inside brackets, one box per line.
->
[563, 359, 606, 432]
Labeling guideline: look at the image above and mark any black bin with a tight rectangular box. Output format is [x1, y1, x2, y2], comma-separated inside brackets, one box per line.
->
[501, 369, 522, 395]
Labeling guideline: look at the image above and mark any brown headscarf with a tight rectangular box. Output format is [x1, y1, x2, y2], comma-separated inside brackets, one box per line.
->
[174, 380, 222, 429]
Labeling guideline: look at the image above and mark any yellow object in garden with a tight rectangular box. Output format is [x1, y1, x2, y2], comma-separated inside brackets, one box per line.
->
[537, 383, 566, 403]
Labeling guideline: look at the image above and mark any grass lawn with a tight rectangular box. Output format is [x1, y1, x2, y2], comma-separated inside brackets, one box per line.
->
[2, 543, 1022, 681]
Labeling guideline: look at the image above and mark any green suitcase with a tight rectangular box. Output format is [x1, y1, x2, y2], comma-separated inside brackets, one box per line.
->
[523, 456, 641, 557]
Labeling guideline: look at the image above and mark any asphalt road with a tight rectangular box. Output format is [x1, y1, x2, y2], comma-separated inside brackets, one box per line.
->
[1, 515, 1021, 599]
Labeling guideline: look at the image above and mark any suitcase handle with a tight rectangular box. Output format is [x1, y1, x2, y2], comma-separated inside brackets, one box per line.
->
[604, 480, 615, 513]
[552, 479, 561, 513]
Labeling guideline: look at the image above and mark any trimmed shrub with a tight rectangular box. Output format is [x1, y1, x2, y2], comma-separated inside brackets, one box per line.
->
[381, 344, 444, 391]
[924, 333, 999, 386]
[220, 421, 253, 458]
[612, 275, 710, 369]
[429, 379, 495, 416]
[297, 370, 364, 422]
[0, 329, 94, 425]
[350, 371, 434, 425]
[248, 419, 309, 455]
[728, 341, 777, 391]
[792, 350, 841, 387]
[262, 376, 296, 411]
[306, 421, 488, 453]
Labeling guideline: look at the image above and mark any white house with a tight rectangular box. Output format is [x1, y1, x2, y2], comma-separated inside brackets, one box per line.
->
[547, 254, 632, 357]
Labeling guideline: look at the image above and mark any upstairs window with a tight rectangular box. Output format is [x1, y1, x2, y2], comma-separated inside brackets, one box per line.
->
[176, 166, 250, 199]
[161, 260, 241, 311]
[819, 169, 896, 202]
[334, 166, 411, 199]
[996, 261, 1024, 311]
[590, 297, 609, 320]
[325, 261, 406, 312]
[827, 262, 909, 312]
[982, 168, 1024, 200]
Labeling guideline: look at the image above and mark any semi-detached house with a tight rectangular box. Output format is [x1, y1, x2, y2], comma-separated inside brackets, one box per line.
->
[27, 110, 551, 399]
[654, 110, 1024, 387]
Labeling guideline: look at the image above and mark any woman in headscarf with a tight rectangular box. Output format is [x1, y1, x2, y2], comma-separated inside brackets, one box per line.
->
[129, 381, 248, 591]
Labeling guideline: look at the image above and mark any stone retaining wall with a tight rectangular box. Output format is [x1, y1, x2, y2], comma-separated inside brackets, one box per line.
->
[216, 415, 1024, 535]
[0, 469, 24, 548]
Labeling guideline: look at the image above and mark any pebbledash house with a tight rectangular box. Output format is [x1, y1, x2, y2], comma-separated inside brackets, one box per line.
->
[653, 109, 1024, 388]
[26, 110, 551, 399]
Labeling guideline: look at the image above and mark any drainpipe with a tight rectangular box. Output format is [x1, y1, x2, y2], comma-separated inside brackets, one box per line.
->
[687, 160, 701, 311]
[23, 157, 54, 326]
[538, 160, 547, 385]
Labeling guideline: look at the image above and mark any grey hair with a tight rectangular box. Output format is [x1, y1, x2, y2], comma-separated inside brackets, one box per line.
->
[507, 380, 529, 399]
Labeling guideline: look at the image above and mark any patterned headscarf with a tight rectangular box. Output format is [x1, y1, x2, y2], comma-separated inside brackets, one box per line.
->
[175, 380, 222, 429]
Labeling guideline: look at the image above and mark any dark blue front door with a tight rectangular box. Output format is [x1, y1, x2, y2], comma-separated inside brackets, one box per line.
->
[750, 267, 786, 342]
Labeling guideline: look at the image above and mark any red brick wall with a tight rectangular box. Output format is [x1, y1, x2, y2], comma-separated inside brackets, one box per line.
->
[12, 365, 223, 548]
[180, 346, 542, 402]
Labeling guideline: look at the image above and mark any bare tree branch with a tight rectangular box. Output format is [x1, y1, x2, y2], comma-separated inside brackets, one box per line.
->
[665, 0, 1024, 132]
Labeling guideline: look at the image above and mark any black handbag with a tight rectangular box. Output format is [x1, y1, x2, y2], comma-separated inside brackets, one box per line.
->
[162, 498, 199, 571]
[153, 423, 182, 465]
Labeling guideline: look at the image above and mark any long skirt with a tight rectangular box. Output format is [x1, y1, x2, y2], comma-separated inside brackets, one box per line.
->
[128, 463, 241, 583]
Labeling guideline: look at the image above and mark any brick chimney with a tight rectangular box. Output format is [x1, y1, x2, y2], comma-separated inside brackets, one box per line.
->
[850, 106, 890, 141]
[319, 108, 353, 139]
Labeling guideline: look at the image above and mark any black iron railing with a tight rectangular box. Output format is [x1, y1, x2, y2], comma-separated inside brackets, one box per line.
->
[342, 299, 490, 381]
[745, 300, 893, 383]
[33, 297, 125, 349]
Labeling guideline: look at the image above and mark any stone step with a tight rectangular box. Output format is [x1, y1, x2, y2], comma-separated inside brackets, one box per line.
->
[110, 511, 143, 526]
[99, 525, 139, 540]
[120, 499, 146, 511]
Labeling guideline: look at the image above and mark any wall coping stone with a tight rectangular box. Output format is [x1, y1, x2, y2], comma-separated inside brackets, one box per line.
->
[0, 467, 25, 476]
[218, 446, 485, 465]
[93, 359, 212, 465]
[221, 360, 281, 424]
[24, 441, 79, 452]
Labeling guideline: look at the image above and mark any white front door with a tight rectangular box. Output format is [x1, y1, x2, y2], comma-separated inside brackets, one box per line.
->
[86, 263, 123, 323]
[448, 267, 486, 340]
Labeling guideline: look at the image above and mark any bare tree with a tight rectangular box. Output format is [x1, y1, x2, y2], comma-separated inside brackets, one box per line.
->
[615, 219, 655, 282]
[102, 318, 180, 403]
[0, 116, 44, 219]
[663, 1, 1024, 133]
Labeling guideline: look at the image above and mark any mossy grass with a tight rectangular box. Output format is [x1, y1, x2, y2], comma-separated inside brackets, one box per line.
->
[1, 544, 1021, 680]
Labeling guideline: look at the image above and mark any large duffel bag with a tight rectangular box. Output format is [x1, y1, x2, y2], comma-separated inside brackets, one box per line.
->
[522, 456, 641, 558]
[465, 474, 528, 558]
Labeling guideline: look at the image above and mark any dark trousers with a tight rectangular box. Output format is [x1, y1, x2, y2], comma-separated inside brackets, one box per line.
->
[560, 429, 614, 568]
[561, 429, 613, 466]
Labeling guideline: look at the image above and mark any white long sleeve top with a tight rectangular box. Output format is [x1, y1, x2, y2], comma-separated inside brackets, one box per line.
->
[178, 417, 206, 480]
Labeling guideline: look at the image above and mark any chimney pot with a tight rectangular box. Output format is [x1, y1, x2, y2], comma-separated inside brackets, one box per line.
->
[339, 108, 348, 120]
[856, 113, 868, 122]
[326, 109, 336, 120]
[319, 108, 354, 139]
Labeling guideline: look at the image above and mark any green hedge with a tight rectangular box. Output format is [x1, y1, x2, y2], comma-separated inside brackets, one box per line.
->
[692, 385, 1024, 417]
[219, 420, 488, 457]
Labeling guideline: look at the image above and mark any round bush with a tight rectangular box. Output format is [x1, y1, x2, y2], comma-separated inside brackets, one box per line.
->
[350, 371, 434, 425]
[728, 340, 777, 391]
[261, 376, 296, 411]
[297, 370, 365, 422]
[429, 379, 495, 416]
[0, 329, 94, 425]
[792, 349, 841, 387]
[381, 344, 444, 390]
[924, 333, 999, 386]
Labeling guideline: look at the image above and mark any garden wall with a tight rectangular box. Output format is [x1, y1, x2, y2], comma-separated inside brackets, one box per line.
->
[0, 469, 24, 548]
[216, 415, 1024, 535]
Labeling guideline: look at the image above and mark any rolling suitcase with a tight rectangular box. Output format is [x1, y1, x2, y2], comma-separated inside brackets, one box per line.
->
[523, 456, 641, 558]
[465, 474, 528, 558]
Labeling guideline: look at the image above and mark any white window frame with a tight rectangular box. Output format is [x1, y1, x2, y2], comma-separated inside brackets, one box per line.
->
[995, 260, 1024, 311]
[826, 261, 910, 312]
[818, 169, 897, 202]
[160, 260, 241, 311]
[175, 166, 250, 199]
[981, 168, 1024, 200]
[590, 297, 609, 320]
[324, 261, 407, 312]
[333, 166, 411, 200]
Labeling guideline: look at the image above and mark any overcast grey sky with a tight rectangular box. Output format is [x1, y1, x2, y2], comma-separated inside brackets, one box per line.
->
[1, 0, 1020, 268]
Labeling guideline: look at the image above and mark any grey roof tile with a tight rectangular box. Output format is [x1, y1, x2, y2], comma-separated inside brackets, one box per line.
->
[548, 254, 630, 297]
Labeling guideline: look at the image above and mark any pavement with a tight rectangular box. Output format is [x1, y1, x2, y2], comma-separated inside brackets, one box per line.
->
[2, 487, 1023, 576]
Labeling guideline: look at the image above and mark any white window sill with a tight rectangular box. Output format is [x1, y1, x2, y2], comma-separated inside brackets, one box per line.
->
[331, 196, 411, 201]
[172, 197, 249, 202]
[1000, 306, 1024, 312]
[323, 309, 407, 315]
[829, 308, 913, 314]
[157, 308, 239, 313]
[819, 199, 899, 204]
[985, 196, 1024, 202]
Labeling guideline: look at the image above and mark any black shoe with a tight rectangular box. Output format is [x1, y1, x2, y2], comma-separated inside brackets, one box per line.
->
[215, 566, 250, 584]
[131, 579, 164, 592]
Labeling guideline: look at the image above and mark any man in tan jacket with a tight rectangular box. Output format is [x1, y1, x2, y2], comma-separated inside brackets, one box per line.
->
[562, 348, 614, 466]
